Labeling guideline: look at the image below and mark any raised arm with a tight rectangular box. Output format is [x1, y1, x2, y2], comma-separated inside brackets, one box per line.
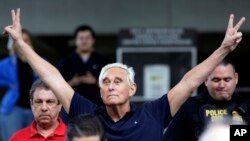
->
[3, 8, 74, 113]
[168, 14, 245, 116]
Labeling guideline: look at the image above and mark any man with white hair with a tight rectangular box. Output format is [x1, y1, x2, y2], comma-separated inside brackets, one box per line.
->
[3, 8, 245, 141]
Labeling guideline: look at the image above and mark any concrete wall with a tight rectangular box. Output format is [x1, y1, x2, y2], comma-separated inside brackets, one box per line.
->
[0, 0, 249, 34]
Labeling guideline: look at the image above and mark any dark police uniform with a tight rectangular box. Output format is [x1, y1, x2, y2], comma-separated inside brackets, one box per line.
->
[164, 89, 250, 141]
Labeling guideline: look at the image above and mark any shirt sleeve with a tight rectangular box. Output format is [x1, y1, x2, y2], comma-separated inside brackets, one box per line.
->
[10, 134, 19, 141]
[9, 129, 24, 141]
[164, 98, 198, 141]
[143, 94, 172, 128]
[163, 106, 187, 141]
[69, 92, 97, 118]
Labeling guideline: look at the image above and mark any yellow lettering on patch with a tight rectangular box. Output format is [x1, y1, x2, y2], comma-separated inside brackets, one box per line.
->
[205, 109, 229, 122]
[206, 110, 210, 116]
[211, 115, 223, 122]
[206, 109, 228, 117]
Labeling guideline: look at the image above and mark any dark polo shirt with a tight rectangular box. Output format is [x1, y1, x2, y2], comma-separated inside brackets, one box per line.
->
[69, 92, 172, 141]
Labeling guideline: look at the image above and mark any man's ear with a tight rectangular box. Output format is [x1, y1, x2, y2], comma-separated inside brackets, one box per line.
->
[235, 72, 239, 84]
[30, 99, 33, 106]
[129, 83, 137, 97]
[204, 79, 208, 87]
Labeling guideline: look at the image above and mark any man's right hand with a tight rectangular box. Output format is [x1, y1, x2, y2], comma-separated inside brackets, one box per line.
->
[4, 8, 23, 42]
[220, 14, 245, 52]
[3, 8, 75, 114]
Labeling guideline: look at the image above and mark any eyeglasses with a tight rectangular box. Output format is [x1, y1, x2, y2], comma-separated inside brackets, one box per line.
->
[32, 99, 58, 107]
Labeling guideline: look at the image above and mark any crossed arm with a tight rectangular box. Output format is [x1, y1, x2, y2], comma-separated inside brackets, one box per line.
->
[3, 9, 245, 117]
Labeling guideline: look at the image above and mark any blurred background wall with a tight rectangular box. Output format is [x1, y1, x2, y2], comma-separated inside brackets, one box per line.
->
[0, 0, 249, 94]
[0, 0, 250, 34]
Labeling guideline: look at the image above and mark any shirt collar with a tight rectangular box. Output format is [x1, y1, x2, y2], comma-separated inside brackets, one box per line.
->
[96, 104, 137, 116]
[130, 103, 137, 112]
[30, 118, 66, 138]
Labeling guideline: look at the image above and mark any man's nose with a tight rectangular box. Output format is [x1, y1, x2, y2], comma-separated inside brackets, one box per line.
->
[108, 83, 115, 91]
[41, 102, 48, 111]
[218, 80, 226, 87]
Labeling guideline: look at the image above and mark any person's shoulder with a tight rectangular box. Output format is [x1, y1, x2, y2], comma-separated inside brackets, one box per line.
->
[58, 52, 79, 66]
[0, 55, 17, 69]
[237, 96, 250, 123]
[185, 96, 199, 105]
[91, 52, 109, 61]
[71, 92, 97, 107]
[91, 52, 103, 57]
[0, 55, 15, 63]
[234, 94, 250, 106]
[242, 97, 250, 108]
[10, 126, 30, 140]
[62, 52, 79, 61]
[90, 52, 110, 66]
[142, 94, 169, 113]
[242, 96, 250, 102]
[179, 96, 200, 111]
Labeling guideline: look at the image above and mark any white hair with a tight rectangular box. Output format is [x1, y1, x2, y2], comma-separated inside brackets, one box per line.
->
[98, 63, 135, 87]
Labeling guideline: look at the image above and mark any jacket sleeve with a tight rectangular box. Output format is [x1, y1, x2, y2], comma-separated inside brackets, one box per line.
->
[0, 57, 16, 87]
